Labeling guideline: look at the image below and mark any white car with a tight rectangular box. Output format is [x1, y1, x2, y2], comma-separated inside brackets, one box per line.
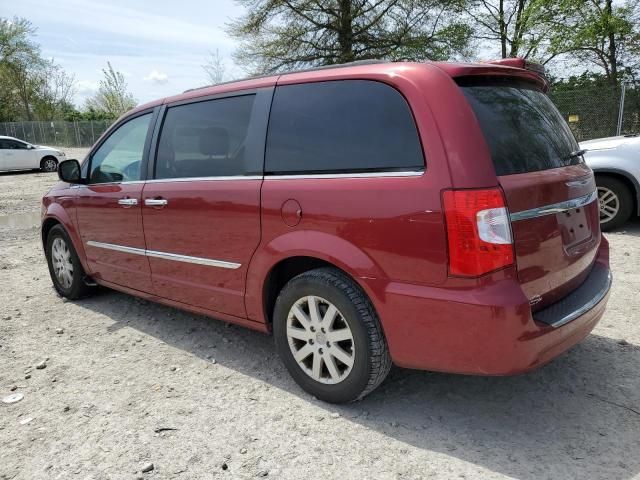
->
[581, 133, 640, 230]
[0, 136, 66, 173]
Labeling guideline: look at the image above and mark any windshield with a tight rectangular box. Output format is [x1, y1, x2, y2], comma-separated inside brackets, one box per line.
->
[459, 78, 581, 176]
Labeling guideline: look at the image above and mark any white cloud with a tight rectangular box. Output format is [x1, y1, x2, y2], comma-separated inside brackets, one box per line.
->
[3, 0, 245, 105]
[143, 70, 169, 84]
[13, 0, 239, 48]
[76, 80, 99, 94]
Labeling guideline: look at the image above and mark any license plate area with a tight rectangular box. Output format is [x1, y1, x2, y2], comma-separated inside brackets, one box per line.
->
[558, 208, 590, 247]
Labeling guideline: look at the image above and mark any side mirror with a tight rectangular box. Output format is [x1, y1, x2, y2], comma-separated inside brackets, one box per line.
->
[58, 159, 84, 184]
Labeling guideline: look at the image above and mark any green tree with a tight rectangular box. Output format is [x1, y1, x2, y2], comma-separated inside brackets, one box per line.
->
[550, 0, 640, 85]
[460, 0, 578, 62]
[84, 62, 137, 118]
[0, 17, 44, 120]
[228, 0, 473, 74]
[32, 60, 76, 119]
[0, 17, 78, 121]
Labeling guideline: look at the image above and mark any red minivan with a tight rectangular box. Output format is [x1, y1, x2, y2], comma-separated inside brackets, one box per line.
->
[43, 60, 611, 403]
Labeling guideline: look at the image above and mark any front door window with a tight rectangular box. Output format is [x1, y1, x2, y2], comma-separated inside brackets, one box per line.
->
[89, 114, 152, 183]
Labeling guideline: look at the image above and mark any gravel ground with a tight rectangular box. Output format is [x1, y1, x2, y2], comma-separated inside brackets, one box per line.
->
[1, 158, 639, 480]
[0, 148, 88, 217]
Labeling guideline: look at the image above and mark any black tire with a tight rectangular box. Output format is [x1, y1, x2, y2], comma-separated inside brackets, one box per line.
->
[40, 156, 58, 173]
[45, 225, 93, 299]
[273, 267, 391, 403]
[596, 175, 634, 231]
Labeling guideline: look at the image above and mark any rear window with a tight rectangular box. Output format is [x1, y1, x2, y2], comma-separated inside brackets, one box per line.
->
[460, 78, 581, 176]
[265, 80, 424, 175]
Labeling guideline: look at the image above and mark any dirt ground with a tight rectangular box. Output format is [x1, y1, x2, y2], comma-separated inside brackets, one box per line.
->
[1, 154, 639, 480]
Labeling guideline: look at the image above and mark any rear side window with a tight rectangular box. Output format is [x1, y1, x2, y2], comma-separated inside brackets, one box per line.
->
[155, 95, 255, 179]
[265, 80, 424, 174]
[460, 78, 581, 176]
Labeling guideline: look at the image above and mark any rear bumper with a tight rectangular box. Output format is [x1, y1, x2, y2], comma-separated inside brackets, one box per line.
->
[369, 237, 611, 375]
[533, 262, 611, 328]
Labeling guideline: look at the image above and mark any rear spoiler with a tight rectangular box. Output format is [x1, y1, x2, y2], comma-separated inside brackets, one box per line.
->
[484, 58, 549, 89]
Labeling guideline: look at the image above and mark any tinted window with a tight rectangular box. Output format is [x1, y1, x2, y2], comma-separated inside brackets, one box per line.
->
[460, 79, 581, 175]
[0, 139, 27, 149]
[90, 113, 152, 183]
[155, 95, 255, 179]
[265, 80, 424, 174]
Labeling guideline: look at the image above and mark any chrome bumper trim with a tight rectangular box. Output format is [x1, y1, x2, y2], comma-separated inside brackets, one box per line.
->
[510, 191, 598, 222]
[548, 269, 612, 328]
[86, 241, 241, 269]
[533, 264, 612, 328]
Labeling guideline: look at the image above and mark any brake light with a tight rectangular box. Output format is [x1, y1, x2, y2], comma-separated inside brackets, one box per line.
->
[485, 57, 546, 76]
[443, 188, 514, 277]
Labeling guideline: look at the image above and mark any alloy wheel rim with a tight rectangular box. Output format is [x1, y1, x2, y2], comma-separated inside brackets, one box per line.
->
[597, 186, 619, 223]
[286, 295, 355, 385]
[44, 159, 57, 171]
[51, 237, 73, 289]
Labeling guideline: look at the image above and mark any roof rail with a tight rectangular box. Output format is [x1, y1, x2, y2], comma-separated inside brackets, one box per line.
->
[183, 59, 388, 93]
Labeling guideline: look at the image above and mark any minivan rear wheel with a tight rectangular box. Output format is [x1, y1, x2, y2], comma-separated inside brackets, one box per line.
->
[273, 267, 391, 403]
[596, 176, 633, 231]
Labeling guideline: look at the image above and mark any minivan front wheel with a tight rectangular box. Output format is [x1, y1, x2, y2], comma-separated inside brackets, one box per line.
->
[45, 225, 93, 299]
[273, 268, 391, 403]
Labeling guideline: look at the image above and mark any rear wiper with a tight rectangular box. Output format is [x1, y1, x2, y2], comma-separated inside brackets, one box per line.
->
[565, 149, 587, 160]
[564, 149, 587, 165]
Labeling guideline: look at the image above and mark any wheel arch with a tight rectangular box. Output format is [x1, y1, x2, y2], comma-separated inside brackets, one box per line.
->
[245, 231, 387, 328]
[41, 216, 61, 246]
[593, 168, 640, 216]
[41, 209, 90, 274]
[263, 256, 358, 328]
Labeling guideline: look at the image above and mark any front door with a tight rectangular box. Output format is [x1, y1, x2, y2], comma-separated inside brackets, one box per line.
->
[0, 138, 34, 170]
[142, 91, 270, 318]
[76, 111, 156, 292]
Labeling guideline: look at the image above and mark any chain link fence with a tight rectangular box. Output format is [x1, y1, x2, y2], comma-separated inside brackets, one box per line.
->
[548, 83, 638, 142]
[0, 120, 114, 148]
[0, 84, 638, 147]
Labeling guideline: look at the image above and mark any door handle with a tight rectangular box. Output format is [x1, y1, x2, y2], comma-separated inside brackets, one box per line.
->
[145, 198, 168, 207]
[118, 198, 138, 207]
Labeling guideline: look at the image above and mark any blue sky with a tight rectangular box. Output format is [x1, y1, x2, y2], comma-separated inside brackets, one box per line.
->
[1, 0, 245, 106]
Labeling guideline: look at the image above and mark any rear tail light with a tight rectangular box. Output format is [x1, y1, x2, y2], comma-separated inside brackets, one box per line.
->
[443, 188, 514, 277]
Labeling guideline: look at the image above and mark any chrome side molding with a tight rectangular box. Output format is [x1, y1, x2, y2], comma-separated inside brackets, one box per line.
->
[87, 241, 146, 256]
[86, 241, 241, 269]
[510, 191, 598, 222]
[265, 170, 424, 180]
[145, 249, 241, 269]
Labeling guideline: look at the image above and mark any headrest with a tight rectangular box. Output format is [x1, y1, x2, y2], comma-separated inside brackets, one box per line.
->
[199, 127, 229, 157]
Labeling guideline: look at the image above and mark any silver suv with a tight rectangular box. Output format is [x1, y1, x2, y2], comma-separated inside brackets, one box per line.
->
[581, 133, 640, 230]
